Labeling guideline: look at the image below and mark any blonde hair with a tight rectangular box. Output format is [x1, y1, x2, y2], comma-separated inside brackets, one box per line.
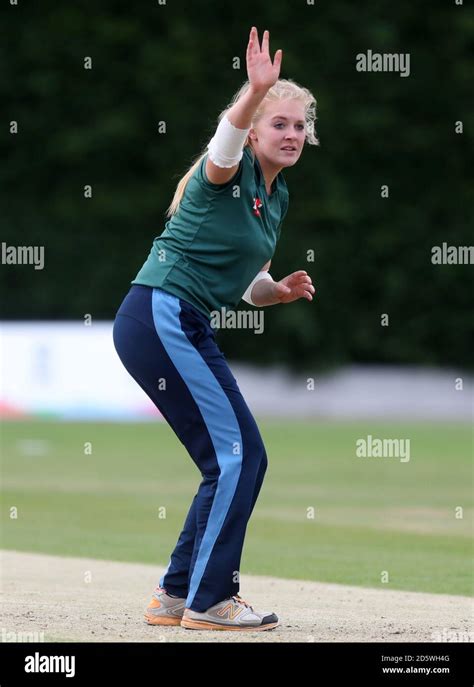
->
[165, 78, 319, 217]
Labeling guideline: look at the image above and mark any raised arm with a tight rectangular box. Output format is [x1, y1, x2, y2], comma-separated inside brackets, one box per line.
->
[206, 27, 283, 185]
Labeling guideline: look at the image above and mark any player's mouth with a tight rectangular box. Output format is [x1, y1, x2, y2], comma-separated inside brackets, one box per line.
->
[280, 146, 297, 153]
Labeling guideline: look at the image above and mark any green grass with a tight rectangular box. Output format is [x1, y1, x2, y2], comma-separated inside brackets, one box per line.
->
[1, 420, 472, 596]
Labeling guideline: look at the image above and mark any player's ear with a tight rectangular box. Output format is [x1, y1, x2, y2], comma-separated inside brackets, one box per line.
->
[249, 128, 257, 141]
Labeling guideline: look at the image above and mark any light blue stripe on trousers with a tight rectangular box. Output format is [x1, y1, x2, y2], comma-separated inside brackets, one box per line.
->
[151, 288, 243, 610]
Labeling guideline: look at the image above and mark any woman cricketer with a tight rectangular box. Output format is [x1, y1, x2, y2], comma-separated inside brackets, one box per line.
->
[113, 26, 319, 631]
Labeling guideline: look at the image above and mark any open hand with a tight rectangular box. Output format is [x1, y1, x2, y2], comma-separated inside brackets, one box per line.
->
[246, 27, 282, 94]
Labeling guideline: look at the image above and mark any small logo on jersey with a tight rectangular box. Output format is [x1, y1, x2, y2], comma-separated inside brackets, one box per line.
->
[252, 197, 263, 217]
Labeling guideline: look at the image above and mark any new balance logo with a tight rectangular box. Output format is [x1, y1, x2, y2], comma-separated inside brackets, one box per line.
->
[217, 603, 243, 620]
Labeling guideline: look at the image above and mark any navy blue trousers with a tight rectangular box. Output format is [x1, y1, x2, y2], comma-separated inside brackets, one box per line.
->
[112, 285, 267, 612]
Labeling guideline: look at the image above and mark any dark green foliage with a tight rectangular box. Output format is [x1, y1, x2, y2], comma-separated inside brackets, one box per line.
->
[1, 1, 472, 370]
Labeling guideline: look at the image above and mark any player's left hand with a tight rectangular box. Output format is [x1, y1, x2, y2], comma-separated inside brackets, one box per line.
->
[273, 270, 315, 304]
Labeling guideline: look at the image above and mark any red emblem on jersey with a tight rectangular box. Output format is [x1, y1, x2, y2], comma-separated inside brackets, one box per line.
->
[252, 197, 263, 217]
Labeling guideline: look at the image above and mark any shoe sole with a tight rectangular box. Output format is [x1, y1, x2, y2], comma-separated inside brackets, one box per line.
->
[180, 618, 279, 631]
[144, 613, 182, 626]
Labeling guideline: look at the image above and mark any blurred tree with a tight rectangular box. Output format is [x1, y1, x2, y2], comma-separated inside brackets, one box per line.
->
[1, 0, 472, 370]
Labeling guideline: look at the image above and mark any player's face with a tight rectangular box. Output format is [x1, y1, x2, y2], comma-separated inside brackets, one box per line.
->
[251, 100, 306, 168]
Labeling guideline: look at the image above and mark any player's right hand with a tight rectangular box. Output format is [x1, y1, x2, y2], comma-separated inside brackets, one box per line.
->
[246, 27, 282, 94]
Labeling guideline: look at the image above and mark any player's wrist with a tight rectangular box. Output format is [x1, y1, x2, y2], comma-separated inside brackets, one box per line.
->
[252, 279, 280, 307]
[248, 84, 269, 99]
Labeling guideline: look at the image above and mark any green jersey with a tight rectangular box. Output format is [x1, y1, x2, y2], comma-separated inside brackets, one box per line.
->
[132, 145, 289, 319]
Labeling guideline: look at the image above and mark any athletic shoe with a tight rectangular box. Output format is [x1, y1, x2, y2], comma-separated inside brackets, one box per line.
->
[144, 586, 187, 626]
[180, 593, 279, 631]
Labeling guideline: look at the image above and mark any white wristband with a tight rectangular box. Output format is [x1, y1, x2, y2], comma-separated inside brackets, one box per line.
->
[207, 114, 250, 168]
[241, 271, 274, 306]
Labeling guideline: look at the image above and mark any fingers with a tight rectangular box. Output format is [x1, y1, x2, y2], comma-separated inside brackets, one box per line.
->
[285, 273, 316, 301]
[273, 48, 282, 69]
[248, 26, 260, 54]
[277, 283, 315, 303]
[300, 275, 314, 288]
[288, 271, 314, 286]
[296, 284, 314, 301]
[248, 27, 276, 56]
